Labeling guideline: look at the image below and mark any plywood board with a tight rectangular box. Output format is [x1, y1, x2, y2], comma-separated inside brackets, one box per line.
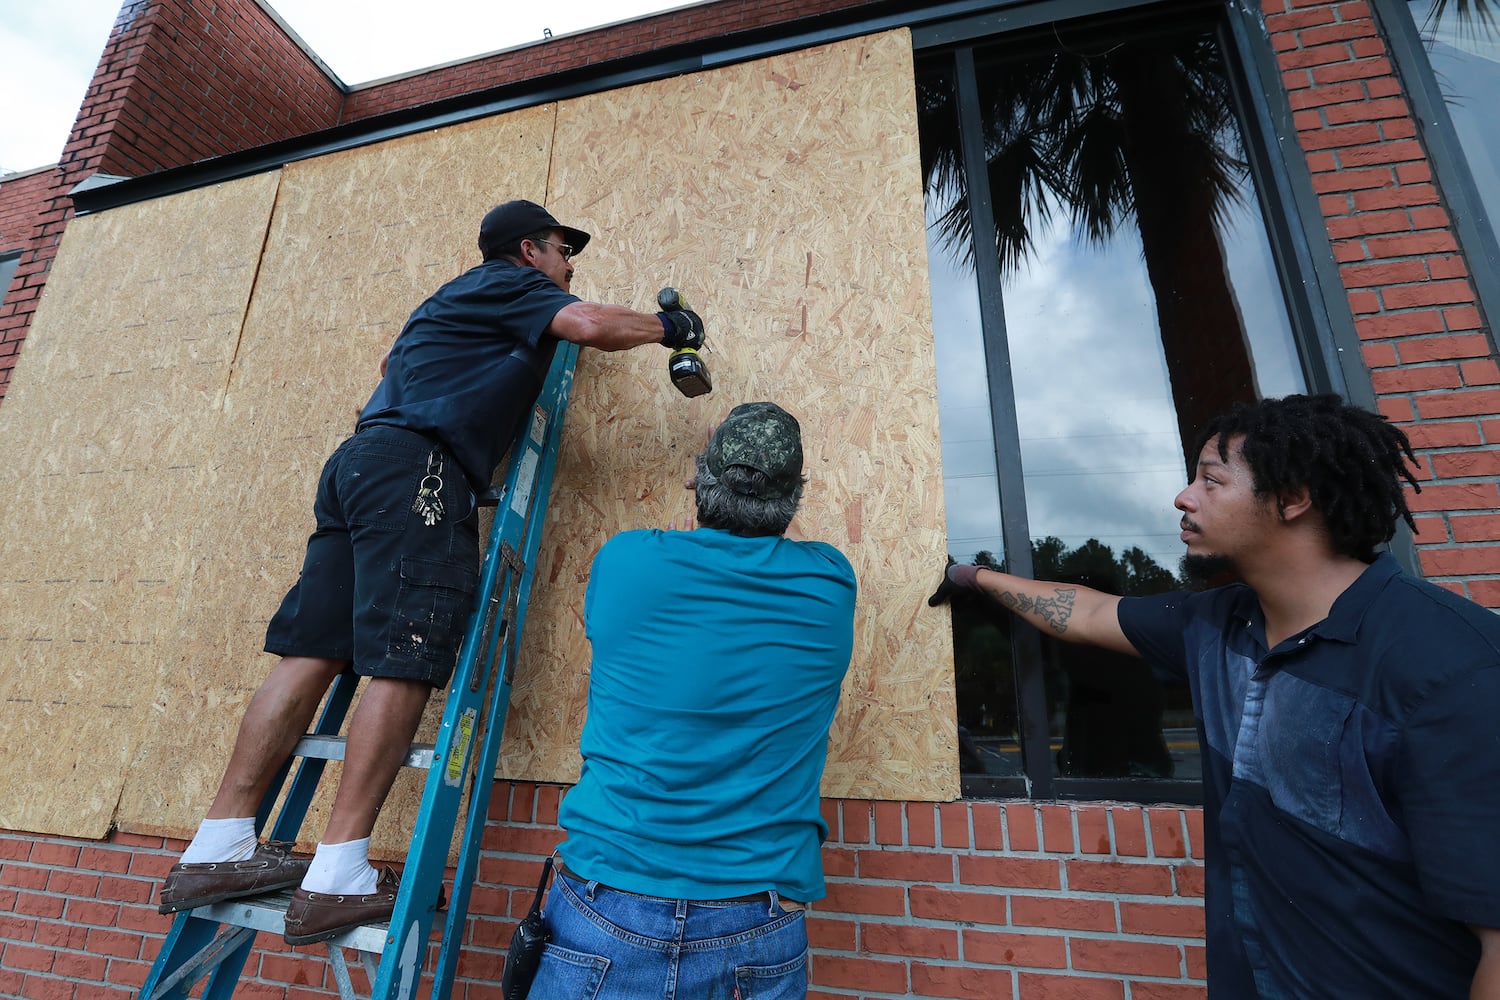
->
[2, 28, 955, 851]
[500, 29, 959, 801]
[114, 107, 560, 858]
[0, 173, 281, 837]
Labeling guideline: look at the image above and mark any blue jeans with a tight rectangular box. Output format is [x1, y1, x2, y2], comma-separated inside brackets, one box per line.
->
[530, 871, 808, 999]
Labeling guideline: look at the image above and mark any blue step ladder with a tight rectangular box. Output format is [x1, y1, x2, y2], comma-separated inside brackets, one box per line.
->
[138, 341, 581, 1000]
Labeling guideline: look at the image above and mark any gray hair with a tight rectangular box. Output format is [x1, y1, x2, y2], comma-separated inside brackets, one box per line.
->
[694, 453, 803, 537]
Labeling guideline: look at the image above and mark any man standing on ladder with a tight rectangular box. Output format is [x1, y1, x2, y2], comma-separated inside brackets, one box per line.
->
[534, 402, 858, 998]
[155, 200, 709, 944]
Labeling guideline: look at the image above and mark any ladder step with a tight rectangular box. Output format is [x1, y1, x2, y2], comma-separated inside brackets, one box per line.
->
[293, 734, 435, 770]
[193, 888, 391, 954]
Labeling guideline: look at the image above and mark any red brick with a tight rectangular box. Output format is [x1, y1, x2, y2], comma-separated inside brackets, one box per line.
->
[1450, 514, 1500, 543]
[45, 871, 100, 897]
[1010, 895, 1116, 932]
[1419, 546, 1500, 577]
[812, 954, 908, 993]
[1398, 334, 1495, 363]
[1444, 305, 1483, 330]
[1416, 389, 1500, 420]
[822, 846, 856, 879]
[806, 915, 856, 951]
[1067, 860, 1174, 895]
[907, 803, 937, 848]
[84, 926, 141, 960]
[874, 801, 904, 845]
[1411, 515, 1450, 544]
[1017, 972, 1125, 1000]
[1382, 280, 1475, 310]
[1077, 808, 1111, 855]
[2, 944, 54, 973]
[819, 880, 907, 917]
[960, 856, 1062, 891]
[964, 929, 1068, 969]
[1111, 808, 1148, 857]
[972, 802, 1004, 851]
[1071, 937, 1183, 976]
[1121, 901, 1207, 938]
[77, 847, 133, 875]
[1006, 805, 1040, 852]
[910, 885, 1008, 925]
[1185, 810, 1205, 860]
[1039, 806, 1074, 853]
[862, 921, 959, 960]
[1134, 984, 1209, 1000]
[841, 801, 872, 844]
[1462, 359, 1500, 385]
[51, 949, 108, 981]
[912, 962, 1017, 999]
[1403, 420, 1483, 448]
[31, 922, 87, 951]
[860, 849, 954, 884]
[1374, 364, 1458, 395]
[28, 844, 80, 868]
[1431, 451, 1500, 479]
[940, 802, 970, 849]
[1400, 481, 1500, 515]
[1176, 864, 1206, 898]
[1148, 810, 1187, 858]
[1355, 311, 1445, 341]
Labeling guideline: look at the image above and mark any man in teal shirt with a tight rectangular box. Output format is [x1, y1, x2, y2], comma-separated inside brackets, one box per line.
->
[538, 402, 857, 999]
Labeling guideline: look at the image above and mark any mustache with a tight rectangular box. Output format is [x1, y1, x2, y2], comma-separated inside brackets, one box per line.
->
[1181, 517, 1201, 533]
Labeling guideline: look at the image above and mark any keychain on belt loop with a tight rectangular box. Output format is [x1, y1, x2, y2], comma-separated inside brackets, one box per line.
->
[412, 450, 446, 527]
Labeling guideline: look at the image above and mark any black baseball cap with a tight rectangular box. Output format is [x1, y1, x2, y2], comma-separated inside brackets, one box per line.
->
[705, 402, 804, 499]
[477, 200, 592, 259]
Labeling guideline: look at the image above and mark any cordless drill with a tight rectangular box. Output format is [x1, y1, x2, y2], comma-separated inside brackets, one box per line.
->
[658, 287, 713, 398]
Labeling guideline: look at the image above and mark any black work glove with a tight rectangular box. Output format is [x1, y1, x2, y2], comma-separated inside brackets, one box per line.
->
[928, 561, 981, 607]
[658, 309, 706, 350]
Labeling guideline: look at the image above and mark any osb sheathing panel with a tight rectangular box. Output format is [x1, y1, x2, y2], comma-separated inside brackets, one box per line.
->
[502, 29, 959, 801]
[116, 109, 558, 856]
[2, 29, 953, 849]
[0, 173, 281, 837]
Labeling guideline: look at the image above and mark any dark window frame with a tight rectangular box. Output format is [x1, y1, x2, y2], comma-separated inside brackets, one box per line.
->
[916, 0, 1380, 803]
[0, 251, 19, 308]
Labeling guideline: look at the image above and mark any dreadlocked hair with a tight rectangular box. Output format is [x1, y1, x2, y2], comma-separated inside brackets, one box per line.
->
[1193, 394, 1419, 563]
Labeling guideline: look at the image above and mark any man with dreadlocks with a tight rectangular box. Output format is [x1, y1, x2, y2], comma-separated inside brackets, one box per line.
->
[930, 394, 1500, 998]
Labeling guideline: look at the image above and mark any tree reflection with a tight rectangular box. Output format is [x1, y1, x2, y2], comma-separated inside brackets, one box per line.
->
[918, 24, 1259, 468]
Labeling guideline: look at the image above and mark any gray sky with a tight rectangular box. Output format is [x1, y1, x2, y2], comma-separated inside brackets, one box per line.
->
[0, 0, 692, 174]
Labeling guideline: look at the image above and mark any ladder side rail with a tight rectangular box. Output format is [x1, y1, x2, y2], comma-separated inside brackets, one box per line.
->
[369, 341, 580, 1000]
[138, 917, 233, 1000]
[428, 342, 579, 1000]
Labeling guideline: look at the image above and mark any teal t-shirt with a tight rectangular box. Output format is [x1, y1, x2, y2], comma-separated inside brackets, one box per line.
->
[557, 526, 857, 902]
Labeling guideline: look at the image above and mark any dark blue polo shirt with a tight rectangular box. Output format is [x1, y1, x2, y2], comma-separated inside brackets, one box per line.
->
[359, 258, 579, 490]
[1119, 554, 1500, 998]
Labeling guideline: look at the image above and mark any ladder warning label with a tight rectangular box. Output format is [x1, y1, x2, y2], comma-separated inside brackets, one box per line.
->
[528, 405, 548, 446]
[444, 707, 476, 787]
[510, 450, 539, 517]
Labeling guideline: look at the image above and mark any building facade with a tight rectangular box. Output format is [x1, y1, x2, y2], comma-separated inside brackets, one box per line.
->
[0, 0, 1494, 997]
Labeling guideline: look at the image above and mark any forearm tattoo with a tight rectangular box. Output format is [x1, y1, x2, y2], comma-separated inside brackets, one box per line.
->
[1000, 587, 1077, 634]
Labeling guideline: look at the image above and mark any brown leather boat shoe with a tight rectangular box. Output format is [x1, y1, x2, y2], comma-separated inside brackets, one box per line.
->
[158, 841, 311, 914]
[282, 865, 402, 945]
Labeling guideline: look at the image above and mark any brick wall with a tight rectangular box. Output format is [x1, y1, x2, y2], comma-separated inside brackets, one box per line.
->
[1264, 0, 1500, 600]
[0, 787, 1207, 999]
[90, 0, 342, 179]
[338, 0, 881, 121]
[0, 166, 62, 399]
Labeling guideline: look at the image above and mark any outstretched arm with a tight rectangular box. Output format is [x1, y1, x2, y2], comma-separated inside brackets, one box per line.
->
[935, 564, 1138, 656]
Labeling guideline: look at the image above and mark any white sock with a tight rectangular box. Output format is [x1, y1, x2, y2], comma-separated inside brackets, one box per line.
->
[300, 837, 380, 895]
[179, 817, 258, 865]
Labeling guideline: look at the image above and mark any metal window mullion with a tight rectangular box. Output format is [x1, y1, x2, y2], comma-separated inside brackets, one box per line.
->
[954, 45, 1055, 800]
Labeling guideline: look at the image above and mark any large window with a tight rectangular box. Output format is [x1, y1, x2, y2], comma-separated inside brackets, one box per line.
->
[918, 5, 1327, 801]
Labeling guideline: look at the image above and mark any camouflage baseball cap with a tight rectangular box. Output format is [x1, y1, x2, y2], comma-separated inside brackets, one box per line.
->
[705, 402, 804, 499]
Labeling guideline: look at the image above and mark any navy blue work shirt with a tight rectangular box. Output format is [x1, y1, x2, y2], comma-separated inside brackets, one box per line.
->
[1119, 554, 1500, 998]
[359, 258, 579, 490]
